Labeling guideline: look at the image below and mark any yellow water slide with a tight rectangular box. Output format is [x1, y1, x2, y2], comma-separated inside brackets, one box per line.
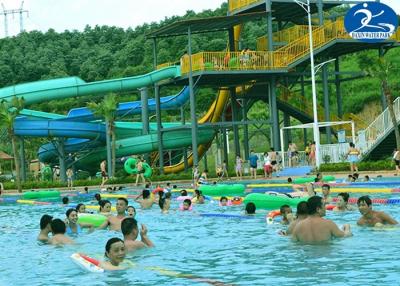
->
[163, 25, 242, 174]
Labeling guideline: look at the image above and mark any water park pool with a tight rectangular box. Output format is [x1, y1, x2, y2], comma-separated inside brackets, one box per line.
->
[1, 192, 400, 286]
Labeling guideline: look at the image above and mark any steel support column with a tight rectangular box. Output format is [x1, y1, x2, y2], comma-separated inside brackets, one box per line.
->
[188, 25, 199, 166]
[19, 137, 26, 182]
[140, 87, 150, 163]
[322, 64, 332, 143]
[335, 57, 343, 118]
[57, 139, 67, 182]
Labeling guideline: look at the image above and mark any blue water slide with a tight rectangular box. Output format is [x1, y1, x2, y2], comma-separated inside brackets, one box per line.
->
[64, 86, 190, 121]
[14, 120, 106, 140]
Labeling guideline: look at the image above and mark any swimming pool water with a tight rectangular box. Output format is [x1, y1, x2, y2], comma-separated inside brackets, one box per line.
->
[0, 192, 400, 286]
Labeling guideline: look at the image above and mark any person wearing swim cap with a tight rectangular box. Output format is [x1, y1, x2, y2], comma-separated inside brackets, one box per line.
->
[292, 196, 352, 243]
[357, 196, 398, 227]
[121, 217, 154, 252]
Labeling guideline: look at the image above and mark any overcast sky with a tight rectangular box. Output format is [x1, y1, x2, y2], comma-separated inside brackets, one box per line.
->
[0, 0, 399, 37]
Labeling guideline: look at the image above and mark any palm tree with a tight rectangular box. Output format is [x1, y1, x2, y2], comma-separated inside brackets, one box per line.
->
[87, 94, 117, 177]
[367, 58, 400, 149]
[0, 97, 24, 192]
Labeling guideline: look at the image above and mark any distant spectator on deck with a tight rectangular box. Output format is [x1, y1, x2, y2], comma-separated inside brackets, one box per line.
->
[249, 150, 258, 179]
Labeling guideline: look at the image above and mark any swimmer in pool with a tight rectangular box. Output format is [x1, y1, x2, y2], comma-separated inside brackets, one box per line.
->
[220, 196, 229, 206]
[122, 217, 154, 252]
[127, 206, 136, 217]
[75, 203, 86, 214]
[182, 199, 192, 211]
[98, 198, 128, 231]
[65, 208, 94, 235]
[135, 189, 154, 209]
[50, 219, 75, 245]
[99, 237, 127, 271]
[292, 196, 352, 243]
[37, 214, 53, 243]
[62, 196, 69, 206]
[357, 196, 398, 227]
[245, 202, 256, 215]
[191, 189, 205, 204]
[280, 204, 293, 225]
[99, 199, 112, 216]
[333, 192, 356, 212]
[286, 201, 308, 235]
[321, 184, 332, 204]
[159, 192, 171, 214]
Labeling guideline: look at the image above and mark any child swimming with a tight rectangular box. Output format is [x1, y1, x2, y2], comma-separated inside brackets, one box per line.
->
[127, 206, 136, 217]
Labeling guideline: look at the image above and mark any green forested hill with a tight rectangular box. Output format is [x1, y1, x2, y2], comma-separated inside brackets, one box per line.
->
[0, 2, 398, 118]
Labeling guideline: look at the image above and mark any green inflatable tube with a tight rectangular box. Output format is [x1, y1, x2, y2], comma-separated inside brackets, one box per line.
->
[294, 175, 335, 184]
[22, 190, 61, 200]
[199, 184, 245, 196]
[77, 213, 107, 228]
[243, 193, 307, 210]
[124, 158, 152, 178]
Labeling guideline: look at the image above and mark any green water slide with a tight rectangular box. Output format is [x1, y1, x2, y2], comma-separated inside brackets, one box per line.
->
[0, 66, 180, 104]
[75, 127, 215, 170]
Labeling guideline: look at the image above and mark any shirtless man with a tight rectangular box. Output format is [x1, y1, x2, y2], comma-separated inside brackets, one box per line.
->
[98, 197, 128, 231]
[286, 201, 308, 235]
[121, 217, 154, 252]
[292, 196, 352, 243]
[288, 141, 298, 167]
[357, 196, 398, 227]
[50, 219, 75, 245]
[321, 184, 332, 204]
[268, 148, 277, 172]
[134, 189, 154, 209]
[37, 214, 53, 243]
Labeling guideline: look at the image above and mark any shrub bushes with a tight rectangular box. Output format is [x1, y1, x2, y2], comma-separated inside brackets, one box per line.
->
[319, 160, 394, 172]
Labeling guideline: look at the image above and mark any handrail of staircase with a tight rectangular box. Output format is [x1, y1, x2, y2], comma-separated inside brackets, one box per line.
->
[355, 97, 400, 154]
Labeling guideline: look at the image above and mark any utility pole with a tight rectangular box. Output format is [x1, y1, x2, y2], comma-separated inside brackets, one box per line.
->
[1, 1, 29, 37]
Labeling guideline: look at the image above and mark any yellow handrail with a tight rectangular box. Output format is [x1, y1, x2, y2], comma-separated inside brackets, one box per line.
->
[257, 25, 318, 51]
[156, 62, 175, 70]
[173, 19, 399, 74]
[228, 0, 262, 13]
[179, 51, 287, 74]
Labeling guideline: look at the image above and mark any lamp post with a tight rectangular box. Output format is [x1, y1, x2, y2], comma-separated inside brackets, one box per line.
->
[294, 0, 321, 168]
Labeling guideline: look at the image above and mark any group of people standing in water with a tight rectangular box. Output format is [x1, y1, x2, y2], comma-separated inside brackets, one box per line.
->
[278, 184, 398, 243]
[37, 191, 158, 270]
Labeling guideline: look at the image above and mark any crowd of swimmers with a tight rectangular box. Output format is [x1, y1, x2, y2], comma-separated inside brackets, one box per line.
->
[35, 175, 400, 270]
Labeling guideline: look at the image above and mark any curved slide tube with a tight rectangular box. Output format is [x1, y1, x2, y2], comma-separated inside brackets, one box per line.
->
[0, 66, 180, 104]
[65, 86, 190, 122]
